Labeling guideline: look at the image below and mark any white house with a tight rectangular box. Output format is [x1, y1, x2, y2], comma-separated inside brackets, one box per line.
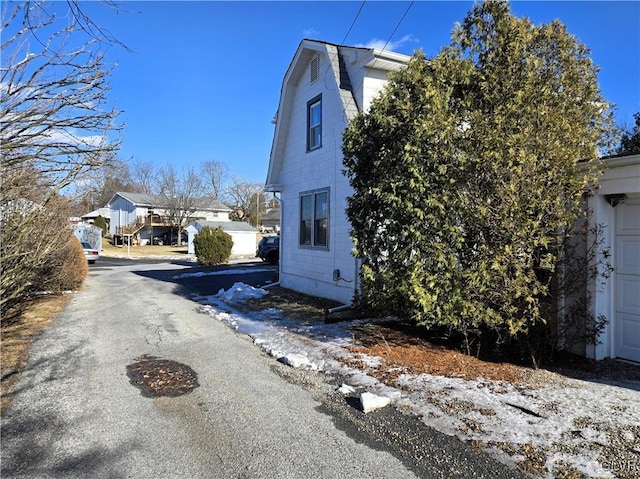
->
[264, 39, 410, 305]
[109, 192, 231, 245]
[185, 220, 258, 257]
[81, 207, 111, 226]
[265, 39, 639, 362]
[587, 153, 640, 362]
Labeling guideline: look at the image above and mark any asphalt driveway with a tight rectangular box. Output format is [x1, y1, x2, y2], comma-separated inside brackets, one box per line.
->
[1, 259, 526, 479]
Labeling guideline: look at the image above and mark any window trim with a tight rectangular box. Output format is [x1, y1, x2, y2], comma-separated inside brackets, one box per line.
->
[299, 187, 329, 250]
[307, 95, 322, 152]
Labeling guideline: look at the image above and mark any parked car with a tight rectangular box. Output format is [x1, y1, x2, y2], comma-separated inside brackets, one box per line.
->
[152, 236, 164, 245]
[81, 241, 99, 264]
[163, 232, 188, 246]
[256, 235, 279, 264]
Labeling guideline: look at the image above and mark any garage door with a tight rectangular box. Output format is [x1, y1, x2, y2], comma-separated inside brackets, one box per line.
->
[615, 195, 640, 362]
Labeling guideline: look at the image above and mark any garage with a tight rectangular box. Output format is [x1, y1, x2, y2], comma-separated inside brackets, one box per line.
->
[615, 195, 640, 362]
[589, 153, 640, 362]
[185, 220, 258, 258]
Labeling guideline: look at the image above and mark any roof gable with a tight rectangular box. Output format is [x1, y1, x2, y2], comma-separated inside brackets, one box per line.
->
[265, 39, 410, 191]
[187, 220, 257, 233]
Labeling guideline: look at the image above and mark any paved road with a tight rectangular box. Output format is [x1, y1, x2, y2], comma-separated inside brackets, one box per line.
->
[1, 259, 527, 479]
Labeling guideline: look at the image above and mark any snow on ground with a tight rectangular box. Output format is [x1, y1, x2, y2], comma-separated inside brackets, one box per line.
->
[196, 282, 640, 479]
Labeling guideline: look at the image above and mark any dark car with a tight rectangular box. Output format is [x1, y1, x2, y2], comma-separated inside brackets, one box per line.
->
[163, 232, 188, 246]
[256, 235, 279, 264]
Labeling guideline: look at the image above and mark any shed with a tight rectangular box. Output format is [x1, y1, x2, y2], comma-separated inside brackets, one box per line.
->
[73, 224, 103, 251]
[186, 221, 258, 257]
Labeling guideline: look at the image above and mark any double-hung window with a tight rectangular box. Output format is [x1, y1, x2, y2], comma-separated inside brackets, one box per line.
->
[307, 95, 322, 151]
[299, 189, 329, 248]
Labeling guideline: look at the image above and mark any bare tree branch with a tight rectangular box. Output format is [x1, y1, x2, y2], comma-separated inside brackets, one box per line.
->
[157, 164, 204, 239]
[1, 0, 125, 318]
[201, 159, 229, 202]
[225, 176, 264, 226]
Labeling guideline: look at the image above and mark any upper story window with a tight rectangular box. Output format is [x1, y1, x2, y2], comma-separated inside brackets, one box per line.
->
[299, 188, 329, 248]
[307, 95, 322, 151]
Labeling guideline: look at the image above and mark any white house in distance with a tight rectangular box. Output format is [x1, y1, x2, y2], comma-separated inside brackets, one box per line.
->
[588, 153, 640, 362]
[81, 206, 111, 227]
[264, 39, 410, 305]
[109, 192, 232, 244]
[108, 192, 258, 256]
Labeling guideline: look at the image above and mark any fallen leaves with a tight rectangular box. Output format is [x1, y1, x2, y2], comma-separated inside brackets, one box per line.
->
[126, 355, 199, 398]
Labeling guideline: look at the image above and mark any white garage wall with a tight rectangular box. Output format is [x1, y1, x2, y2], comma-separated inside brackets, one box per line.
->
[588, 154, 640, 361]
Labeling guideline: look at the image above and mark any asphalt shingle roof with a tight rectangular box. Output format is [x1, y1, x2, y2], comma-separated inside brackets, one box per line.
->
[114, 192, 231, 212]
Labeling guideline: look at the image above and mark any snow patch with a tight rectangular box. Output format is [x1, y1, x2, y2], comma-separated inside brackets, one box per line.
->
[360, 392, 391, 413]
[201, 282, 640, 479]
[279, 353, 310, 369]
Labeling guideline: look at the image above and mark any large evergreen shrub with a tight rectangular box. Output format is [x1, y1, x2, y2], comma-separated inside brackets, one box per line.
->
[93, 215, 108, 236]
[342, 1, 614, 363]
[193, 227, 233, 265]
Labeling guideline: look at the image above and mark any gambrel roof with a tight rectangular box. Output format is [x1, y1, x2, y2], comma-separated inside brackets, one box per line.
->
[265, 39, 409, 192]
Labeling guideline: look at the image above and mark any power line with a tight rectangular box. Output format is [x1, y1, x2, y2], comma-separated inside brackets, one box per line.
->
[380, 0, 414, 54]
[341, 1, 367, 45]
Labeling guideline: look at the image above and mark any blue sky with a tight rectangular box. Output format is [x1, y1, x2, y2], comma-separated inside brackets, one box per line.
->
[79, 1, 639, 184]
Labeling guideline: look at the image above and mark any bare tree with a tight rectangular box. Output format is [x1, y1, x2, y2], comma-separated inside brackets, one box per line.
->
[157, 164, 204, 242]
[225, 176, 264, 226]
[73, 158, 134, 214]
[131, 159, 157, 194]
[1, 1, 123, 318]
[1, 2, 123, 198]
[201, 159, 229, 202]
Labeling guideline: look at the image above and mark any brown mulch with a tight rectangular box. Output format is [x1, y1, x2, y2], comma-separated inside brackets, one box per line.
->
[348, 323, 524, 383]
[241, 286, 639, 385]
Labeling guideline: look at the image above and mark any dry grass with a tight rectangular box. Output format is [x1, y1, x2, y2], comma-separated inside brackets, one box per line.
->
[1, 294, 73, 414]
[101, 241, 190, 258]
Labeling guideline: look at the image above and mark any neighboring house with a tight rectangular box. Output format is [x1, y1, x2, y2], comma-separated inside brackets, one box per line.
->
[260, 207, 281, 233]
[586, 153, 640, 362]
[185, 220, 258, 257]
[109, 192, 231, 245]
[81, 207, 111, 227]
[264, 39, 410, 305]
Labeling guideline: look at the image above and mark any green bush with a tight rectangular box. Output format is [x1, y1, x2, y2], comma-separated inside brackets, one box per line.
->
[93, 215, 108, 236]
[342, 1, 614, 366]
[193, 227, 233, 265]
